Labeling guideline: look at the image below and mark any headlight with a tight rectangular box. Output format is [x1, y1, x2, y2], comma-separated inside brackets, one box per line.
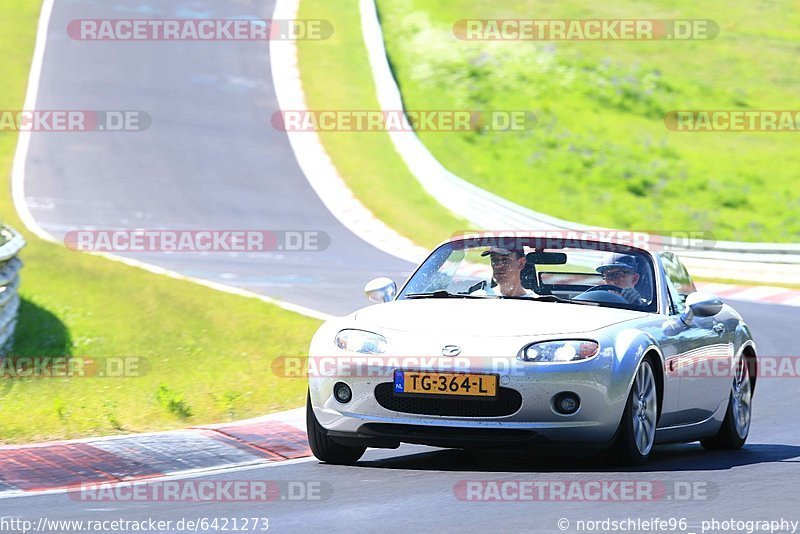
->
[518, 340, 599, 363]
[334, 329, 387, 354]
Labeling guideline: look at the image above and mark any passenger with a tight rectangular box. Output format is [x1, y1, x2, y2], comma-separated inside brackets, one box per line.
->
[596, 253, 645, 305]
[473, 246, 535, 297]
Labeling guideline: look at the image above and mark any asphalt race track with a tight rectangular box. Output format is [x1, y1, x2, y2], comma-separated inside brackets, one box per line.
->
[7, 0, 798, 532]
[22, 0, 413, 317]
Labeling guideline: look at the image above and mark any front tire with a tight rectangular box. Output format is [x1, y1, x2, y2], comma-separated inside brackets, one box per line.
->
[306, 392, 366, 465]
[609, 358, 658, 465]
[701, 354, 751, 450]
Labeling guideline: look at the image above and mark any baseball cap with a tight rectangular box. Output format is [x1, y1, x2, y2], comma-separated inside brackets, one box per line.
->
[596, 253, 638, 274]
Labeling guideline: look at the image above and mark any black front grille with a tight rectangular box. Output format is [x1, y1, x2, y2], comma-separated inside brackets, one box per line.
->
[374, 382, 522, 417]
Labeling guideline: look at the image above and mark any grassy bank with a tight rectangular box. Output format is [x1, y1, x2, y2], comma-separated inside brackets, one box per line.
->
[296, 0, 800, 289]
[0, 0, 319, 443]
[375, 0, 800, 243]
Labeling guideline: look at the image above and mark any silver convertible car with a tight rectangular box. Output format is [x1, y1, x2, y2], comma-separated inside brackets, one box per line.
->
[306, 235, 757, 465]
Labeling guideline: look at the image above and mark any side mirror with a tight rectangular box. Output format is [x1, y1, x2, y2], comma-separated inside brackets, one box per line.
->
[364, 277, 396, 303]
[680, 292, 723, 325]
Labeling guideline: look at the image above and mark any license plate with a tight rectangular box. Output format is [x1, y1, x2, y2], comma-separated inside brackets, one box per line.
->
[393, 370, 498, 398]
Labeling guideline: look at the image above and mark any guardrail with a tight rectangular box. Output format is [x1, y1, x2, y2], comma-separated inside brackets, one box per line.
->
[0, 226, 24, 355]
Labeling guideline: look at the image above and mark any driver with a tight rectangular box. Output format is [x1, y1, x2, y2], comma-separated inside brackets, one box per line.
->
[473, 245, 535, 297]
[596, 253, 646, 305]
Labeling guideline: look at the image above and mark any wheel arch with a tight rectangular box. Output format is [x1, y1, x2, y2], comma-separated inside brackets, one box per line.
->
[612, 330, 665, 425]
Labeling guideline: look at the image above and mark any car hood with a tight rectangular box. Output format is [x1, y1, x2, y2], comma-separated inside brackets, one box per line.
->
[353, 298, 648, 337]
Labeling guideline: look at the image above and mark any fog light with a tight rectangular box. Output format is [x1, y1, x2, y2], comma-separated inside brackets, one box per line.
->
[554, 393, 580, 415]
[333, 382, 352, 404]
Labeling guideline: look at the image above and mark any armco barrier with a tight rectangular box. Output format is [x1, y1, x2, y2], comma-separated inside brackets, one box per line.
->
[0, 226, 25, 354]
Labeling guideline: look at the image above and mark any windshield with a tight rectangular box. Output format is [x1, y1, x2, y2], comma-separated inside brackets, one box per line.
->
[398, 237, 657, 312]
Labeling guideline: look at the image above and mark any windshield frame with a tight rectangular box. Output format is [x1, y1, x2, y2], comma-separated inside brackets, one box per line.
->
[396, 237, 660, 313]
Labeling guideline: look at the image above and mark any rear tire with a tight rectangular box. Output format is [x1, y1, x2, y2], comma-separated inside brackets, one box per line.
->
[306, 392, 366, 465]
[701, 354, 751, 450]
[609, 358, 658, 466]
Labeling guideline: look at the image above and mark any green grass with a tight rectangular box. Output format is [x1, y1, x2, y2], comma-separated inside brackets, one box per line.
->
[0, 0, 319, 444]
[297, 0, 469, 248]
[375, 0, 800, 243]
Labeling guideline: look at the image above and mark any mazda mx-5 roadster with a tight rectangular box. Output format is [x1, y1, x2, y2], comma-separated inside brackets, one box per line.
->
[306, 234, 757, 465]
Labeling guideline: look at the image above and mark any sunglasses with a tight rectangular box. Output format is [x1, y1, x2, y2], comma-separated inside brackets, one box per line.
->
[602, 269, 633, 280]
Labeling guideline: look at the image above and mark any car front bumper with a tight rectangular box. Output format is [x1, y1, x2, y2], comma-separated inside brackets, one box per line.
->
[309, 349, 632, 449]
